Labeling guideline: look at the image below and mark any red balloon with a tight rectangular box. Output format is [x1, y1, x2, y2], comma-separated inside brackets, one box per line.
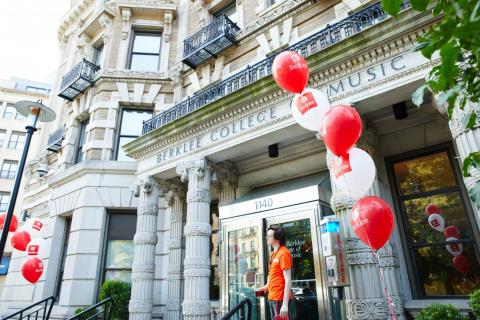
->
[272, 51, 309, 93]
[321, 104, 362, 157]
[11, 230, 31, 251]
[0, 213, 18, 232]
[444, 226, 461, 239]
[453, 255, 471, 274]
[350, 196, 394, 250]
[21, 257, 44, 283]
[425, 204, 441, 216]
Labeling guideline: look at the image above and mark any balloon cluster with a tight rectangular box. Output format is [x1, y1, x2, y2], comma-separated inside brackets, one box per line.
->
[425, 204, 471, 274]
[272, 52, 394, 252]
[0, 214, 46, 284]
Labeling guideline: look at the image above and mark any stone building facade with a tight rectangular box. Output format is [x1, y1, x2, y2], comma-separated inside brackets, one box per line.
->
[0, 78, 51, 298]
[1, 0, 480, 319]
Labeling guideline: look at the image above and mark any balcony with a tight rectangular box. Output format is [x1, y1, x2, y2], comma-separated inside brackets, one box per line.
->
[144, 1, 410, 135]
[58, 59, 100, 101]
[182, 15, 240, 69]
[46, 127, 64, 152]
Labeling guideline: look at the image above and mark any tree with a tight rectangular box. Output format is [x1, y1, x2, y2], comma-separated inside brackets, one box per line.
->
[381, 0, 480, 205]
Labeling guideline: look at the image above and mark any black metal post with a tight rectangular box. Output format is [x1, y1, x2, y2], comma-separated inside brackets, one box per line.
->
[0, 115, 39, 259]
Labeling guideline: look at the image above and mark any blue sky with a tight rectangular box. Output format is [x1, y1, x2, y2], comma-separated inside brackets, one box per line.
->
[0, 0, 69, 84]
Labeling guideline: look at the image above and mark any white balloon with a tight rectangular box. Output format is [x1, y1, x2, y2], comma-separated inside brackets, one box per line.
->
[291, 88, 331, 132]
[445, 237, 463, 256]
[26, 238, 48, 259]
[333, 148, 376, 200]
[24, 218, 45, 239]
[428, 213, 445, 232]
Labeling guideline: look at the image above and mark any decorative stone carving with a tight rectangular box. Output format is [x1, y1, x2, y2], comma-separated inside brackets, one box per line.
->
[77, 34, 89, 58]
[183, 223, 211, 237]
[129, 176, 161, 320]
[186, 189, 211, 203]
[99, 13, 112, 42]
[345, 298, 387, 320]
[182, 300, 211, 315]
[164, 11, 173, 42]
[121, 8, 132, 40]
[193, 0, 209, 27]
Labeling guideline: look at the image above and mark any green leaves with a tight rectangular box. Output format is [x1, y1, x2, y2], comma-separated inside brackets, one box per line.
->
[461, 112, 477, 129]
[462, 152, 480, 177]
[411, 0, 432, 11]
[381, 0, 404, 16]
[412, 85, 429, 107]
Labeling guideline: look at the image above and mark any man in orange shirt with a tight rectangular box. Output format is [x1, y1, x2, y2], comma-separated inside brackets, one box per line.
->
[257, 226, 295, 319]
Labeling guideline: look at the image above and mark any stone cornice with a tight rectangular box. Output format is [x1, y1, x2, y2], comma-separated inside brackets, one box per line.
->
[58, 0, 96, 40]
[124, 8, 438, 160]
[94, 68, 172, 85]
[0, 88, 50, 100]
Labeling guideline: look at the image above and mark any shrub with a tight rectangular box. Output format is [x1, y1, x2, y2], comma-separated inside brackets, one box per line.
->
[416, 303, 465, 320]
[470, 289, 480, 318]
[99, 280, 131, 319]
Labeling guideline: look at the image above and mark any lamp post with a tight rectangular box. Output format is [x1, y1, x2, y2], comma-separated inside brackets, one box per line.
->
[0, 100, 56, 259]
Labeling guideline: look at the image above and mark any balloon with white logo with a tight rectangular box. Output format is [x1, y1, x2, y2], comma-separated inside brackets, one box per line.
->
[445, 237, 463, 256]
[24, 218, 45, 239]
[290, 88, 331, 132]
[428, 213, 445, 232]
[26, 238, 48, 259]
[333, 148, 376, 200]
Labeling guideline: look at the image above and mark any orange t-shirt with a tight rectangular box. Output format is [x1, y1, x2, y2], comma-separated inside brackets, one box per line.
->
[267, 245, 293, 301]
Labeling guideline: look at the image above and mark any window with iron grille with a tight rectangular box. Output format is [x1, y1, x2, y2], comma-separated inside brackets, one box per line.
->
[0, 192, 10, 211]
[128, 31, 162, 72]
[8, 131, 25, 150]
[0, 160, 18, 179]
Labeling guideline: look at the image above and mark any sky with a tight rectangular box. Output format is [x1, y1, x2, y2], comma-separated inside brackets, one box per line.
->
[0, 0, 70, 84]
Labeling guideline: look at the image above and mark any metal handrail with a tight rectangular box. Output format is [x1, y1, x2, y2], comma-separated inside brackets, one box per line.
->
[220, 298, 252, 320]
[3, 296, 55, 320]
[66, 297, 113, 320]
[143, 0, 410, 134]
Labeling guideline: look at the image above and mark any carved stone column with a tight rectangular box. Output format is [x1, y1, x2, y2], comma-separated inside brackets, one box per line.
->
[165, 182, 187, 320]
[323, 128, 405, 320]
[177, 158, 213, 320]
[129, 176, 162, 320]
[436, 99, 480, 210]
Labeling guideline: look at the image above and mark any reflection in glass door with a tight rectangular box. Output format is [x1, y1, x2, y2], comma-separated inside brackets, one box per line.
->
[266, 217, 321, 320]
[228, 225, 262, 320]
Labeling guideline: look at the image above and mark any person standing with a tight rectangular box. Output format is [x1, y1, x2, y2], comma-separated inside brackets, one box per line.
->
[256, 226, 295, 319]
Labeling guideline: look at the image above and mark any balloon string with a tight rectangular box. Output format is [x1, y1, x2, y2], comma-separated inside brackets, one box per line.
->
[371, 250, 398, 320]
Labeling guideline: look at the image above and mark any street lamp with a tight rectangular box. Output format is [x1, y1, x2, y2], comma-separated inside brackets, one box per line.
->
[0, 100, 56, 259]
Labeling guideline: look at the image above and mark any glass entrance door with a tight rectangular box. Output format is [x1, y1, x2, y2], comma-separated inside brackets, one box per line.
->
[221, 204, 328, 319]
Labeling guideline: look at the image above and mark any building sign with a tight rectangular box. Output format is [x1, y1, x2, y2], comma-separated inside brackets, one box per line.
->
[156, 105, 290, 164]
[325, 51, 429, 99]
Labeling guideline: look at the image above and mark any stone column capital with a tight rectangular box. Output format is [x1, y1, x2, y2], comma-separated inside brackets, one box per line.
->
[211, 161, 237, 190]
[176, 158, 214, 183]
[133, 176, 163, 197]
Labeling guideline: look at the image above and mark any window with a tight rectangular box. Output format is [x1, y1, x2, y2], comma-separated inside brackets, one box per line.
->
[26, 86, 48, 94]
[128, 32, 162, 72]
[15, 111, 25, 120]
[104, 213, 137, 283]
[75, 119, 89, 164]
[213, 1, 238, 23]
[389, 146, 480, 297]
[3, 104, 15, 119]
[54, 217, 71, 300]
[0, 130, 5, 147]
[1, 160, 18, 179]
[116, 109, 152, 161]
[210, 202, 220, 299]
[8, 131, 25, 149]
[93, 43, 105, 68]
[0, 192, 10, 211]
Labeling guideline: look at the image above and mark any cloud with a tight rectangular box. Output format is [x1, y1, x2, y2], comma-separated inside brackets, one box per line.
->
[0, 0, 69, 83]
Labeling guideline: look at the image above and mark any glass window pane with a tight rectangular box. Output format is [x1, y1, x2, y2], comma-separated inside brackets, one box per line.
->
[108, 214, 137, 240]
[105, 270, 132, 283]
[393, 152, 457, 195]
[404, 192, 470, 244]
[413, 243, 480, 296]
[121, 110, 152, 136]
[94, 44, 104, 67]
[117, 137, 136, 161]
[105, 240, 134, 269]
[15, 112, 25, 120]
[4, 105, 15, 119]
[133, 34, 161, 53]
[130, 54, 159, 72]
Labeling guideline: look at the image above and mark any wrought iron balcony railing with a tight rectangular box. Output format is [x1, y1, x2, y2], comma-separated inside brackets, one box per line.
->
[58, 59, 100, 101]
[143, 1, 410, 135]
[46, 127, 64, 152]
[183, 15, 240, 69]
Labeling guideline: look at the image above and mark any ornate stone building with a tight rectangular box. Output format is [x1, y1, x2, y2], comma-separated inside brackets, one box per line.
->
[1, 0, 480, 319]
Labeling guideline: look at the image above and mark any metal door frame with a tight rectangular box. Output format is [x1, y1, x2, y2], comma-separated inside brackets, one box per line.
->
[220, 201, 329, 319]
